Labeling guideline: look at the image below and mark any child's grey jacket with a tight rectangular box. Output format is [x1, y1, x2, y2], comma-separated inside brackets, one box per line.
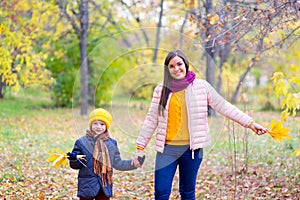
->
[70, 135, 136, 198]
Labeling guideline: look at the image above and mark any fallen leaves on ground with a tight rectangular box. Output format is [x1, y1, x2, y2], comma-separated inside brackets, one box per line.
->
[0, 108, 299, 199]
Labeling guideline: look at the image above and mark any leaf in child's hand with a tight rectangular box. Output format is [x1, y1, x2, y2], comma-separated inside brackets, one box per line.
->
[47, 148, 87, 169]
[268, 119, 291, 142]
[53, 154, 67, 169]
[47, 148, 68, 169]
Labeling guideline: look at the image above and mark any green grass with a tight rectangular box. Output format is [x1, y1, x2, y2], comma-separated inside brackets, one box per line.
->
[0, 87, 54, 118]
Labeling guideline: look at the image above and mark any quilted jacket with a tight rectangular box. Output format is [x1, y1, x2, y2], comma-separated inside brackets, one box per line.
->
[136, 79, 253, 154]
[70, 136, 136, 198]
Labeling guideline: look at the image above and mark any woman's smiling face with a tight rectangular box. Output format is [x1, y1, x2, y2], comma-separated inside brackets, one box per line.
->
[167, 56, 187, 80]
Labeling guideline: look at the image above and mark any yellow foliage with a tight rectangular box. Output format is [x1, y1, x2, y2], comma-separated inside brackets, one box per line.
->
[184, 0, 196, 9]
[47, 148, 68, 169]
[207, 14, 219, 25]
[0, 0, 64, 93]
[293, 149, 300, 156]
[275, 79, 289, 96]
[15, 0, 31, 11]
[270, 72, 283, 83]
[47, 148, 86, 169]
[0, 24, 4, 33]
[279, 109, 290, 122]
[291, 77, 300, 86]
[271, 68, 299, 122]
[268, 119, 291, 142]
[221, 62, 240, 95]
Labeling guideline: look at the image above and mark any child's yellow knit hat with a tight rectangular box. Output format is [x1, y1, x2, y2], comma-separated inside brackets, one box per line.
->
[88, 108, 112, 129]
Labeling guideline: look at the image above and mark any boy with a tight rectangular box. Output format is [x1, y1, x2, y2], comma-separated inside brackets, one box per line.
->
[68, 108, 145, 200]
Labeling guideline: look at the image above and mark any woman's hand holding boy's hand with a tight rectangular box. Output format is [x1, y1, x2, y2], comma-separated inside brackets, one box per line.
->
[132, 150, 145, 168]
[137, 155, 145, 165]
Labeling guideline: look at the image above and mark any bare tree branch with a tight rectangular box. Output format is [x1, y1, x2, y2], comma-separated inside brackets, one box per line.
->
[153, 0, 165, 63]
[56, 0, 81, 35]
[264, 25, 300, 51]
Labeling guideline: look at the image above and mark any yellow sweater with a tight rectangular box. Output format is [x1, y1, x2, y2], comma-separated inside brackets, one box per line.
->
[166, 90, 190, 145]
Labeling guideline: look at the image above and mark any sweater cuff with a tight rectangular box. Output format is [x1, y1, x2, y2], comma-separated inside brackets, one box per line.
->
[247, 120, 254, 128]
[137, 146, 144, 150]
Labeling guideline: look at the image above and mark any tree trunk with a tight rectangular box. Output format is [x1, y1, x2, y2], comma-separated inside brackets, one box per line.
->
[205, 0, 216, 116]
[231, 58, 254, 103]
[0, 78, 5, 99]
[80, 0, 89, 115]
[179, 11, 188, 50]
[216, 0, 231, 94]
[153, 0, 164, 64]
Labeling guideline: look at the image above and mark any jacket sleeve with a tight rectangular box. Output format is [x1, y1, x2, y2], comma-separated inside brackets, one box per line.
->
[69, 139, 85, 169]
[203, 80, 252, 127]
[111, 140, 136, 171]
[136, 85, 161, 149]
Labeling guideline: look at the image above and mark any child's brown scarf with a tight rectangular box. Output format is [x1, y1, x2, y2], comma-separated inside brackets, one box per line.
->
[86, 129, 113, 187]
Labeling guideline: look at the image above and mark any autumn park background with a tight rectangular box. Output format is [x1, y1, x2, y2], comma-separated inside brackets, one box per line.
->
[0, 0, 299, 199]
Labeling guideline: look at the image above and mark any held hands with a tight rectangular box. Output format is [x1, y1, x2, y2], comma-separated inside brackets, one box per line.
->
[137, 155, 146, 165]
[131, 150, 145, 168]
[248, 122, 268, 135]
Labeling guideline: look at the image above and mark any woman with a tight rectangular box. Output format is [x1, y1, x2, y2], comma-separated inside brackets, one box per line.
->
[133, 50, 267, 200]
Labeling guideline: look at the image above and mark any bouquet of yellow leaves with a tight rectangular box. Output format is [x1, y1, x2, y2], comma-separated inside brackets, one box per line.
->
[268, 119, 291, 142]
[47, 148, 86, 169]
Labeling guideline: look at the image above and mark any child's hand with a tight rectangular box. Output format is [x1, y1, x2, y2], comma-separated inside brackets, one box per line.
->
[132, 157, 140, 168]
[132, 150, 145, 168]
[67, 152, 77, 160]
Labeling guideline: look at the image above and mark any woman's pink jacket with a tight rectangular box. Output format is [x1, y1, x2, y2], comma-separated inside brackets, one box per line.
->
[136, 79, 253, 154]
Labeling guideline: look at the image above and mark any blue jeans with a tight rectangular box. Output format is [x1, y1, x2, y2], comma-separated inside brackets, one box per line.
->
[154, 145, 203, 200]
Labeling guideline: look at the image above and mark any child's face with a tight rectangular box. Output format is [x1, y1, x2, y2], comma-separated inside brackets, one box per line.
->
[91, 120, 107, 135]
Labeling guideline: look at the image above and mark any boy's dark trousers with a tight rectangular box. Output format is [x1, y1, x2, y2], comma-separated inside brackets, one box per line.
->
[79, 189, 109, 200]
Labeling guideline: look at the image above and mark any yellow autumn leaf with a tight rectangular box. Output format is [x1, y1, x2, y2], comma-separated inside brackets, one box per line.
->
[46, 153, 60, 162]
[268, 119, 291, 142]
[291, 77, 300, 86]
[0, 24, 4, 34]
[53, 148, 66, 155]
[292, 149, 300, 156]
[47, 148, 86, 169]
[280, 109, 290, 122]
[275, 79, 289, 97]
[286, 93, 297, 109]
[53, 155, 67, 169]
[270, 72, 284, 84]
[207, 14, 219, 25]
[47, 148, 68, 169]
[255, 52, 261, 61]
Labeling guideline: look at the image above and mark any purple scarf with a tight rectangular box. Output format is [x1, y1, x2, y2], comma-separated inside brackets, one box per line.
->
[170, 71, 196, 92]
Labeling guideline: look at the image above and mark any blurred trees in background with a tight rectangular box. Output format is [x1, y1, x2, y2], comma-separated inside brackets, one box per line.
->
[0, 0, 299, 117]
[0, 1, 56, 97]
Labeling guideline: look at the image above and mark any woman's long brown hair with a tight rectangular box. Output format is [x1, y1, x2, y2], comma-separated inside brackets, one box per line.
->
[158, 50, 189, 115]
